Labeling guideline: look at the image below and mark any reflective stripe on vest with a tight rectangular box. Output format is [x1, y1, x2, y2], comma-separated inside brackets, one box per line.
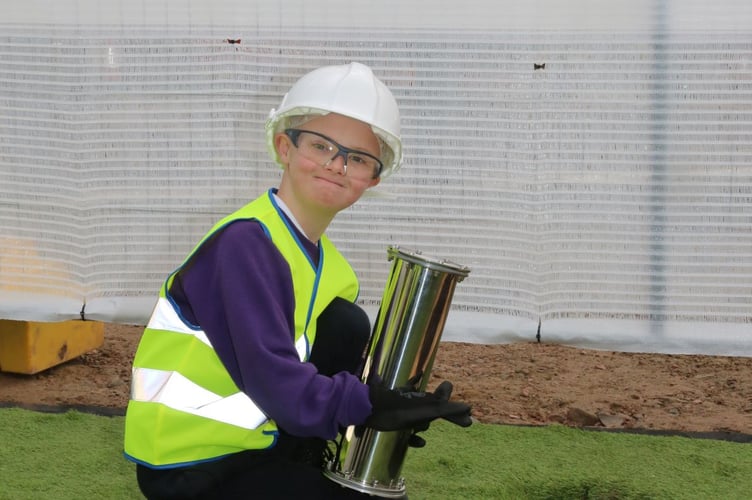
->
[148, 296, 308, 360]
[148, 297, 211, 345]
[131, 367, 267, 430]
[136, 296, 309, 429]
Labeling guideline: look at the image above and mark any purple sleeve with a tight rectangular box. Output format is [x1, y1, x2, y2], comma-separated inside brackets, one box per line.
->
[170, 220, 372, 439]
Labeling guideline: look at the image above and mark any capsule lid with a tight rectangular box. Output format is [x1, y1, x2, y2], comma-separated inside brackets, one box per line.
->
[387, 246, 471, 279]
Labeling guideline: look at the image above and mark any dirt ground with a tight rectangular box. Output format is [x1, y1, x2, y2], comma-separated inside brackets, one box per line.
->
[1, 323, 751, 440]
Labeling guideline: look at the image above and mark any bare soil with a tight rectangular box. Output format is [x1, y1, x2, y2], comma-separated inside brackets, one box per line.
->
[1, 323, 751, 439]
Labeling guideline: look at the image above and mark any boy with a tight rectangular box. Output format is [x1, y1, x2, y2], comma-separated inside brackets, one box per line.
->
[124, 62, 471, 499]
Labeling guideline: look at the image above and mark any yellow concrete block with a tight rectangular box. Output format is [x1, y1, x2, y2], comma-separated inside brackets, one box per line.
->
[0, 320, 104, 375]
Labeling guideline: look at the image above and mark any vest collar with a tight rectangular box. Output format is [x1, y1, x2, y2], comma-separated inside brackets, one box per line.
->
[272, 190, 318, 245]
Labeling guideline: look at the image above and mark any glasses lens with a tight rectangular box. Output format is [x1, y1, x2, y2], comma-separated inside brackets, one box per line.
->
[345, 152, 381, 177]
[297, 132, 335, 160]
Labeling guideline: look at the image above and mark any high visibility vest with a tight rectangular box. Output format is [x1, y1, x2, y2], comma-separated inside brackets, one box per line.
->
[124, 190, 359, 468]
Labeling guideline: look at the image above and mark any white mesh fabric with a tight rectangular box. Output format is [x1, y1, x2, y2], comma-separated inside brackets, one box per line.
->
[1, 1, 750, 354]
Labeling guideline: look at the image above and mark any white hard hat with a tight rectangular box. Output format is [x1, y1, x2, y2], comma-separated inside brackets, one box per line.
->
[266, 62, 403, 177]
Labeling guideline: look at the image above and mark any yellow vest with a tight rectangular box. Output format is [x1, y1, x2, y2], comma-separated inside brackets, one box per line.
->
[124, 190, 359, 468]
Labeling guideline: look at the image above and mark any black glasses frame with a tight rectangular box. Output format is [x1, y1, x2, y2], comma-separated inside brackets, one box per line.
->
[284, 128, 383, 178]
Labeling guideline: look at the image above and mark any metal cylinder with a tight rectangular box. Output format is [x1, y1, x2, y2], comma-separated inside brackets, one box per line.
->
[324, 246, 470, 498]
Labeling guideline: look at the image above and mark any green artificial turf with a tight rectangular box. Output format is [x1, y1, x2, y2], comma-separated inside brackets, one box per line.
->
[1, 408, 750, 500]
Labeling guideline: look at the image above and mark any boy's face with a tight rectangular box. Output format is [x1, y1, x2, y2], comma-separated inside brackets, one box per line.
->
[275, 113, 381, 216]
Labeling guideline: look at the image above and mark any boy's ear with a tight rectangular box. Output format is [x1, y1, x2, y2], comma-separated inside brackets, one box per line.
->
[275, 133, 292, 164]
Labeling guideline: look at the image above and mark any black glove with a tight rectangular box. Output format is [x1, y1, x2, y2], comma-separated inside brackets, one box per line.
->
[364, 380, 472, 432]
[407, 381, 469, 447]
[407, 421, 430, 448]
[432, 380, 473, 427]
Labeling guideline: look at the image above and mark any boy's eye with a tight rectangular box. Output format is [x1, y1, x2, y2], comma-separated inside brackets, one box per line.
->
[348, 154, 368, 165]
[310, 140, 332, 152]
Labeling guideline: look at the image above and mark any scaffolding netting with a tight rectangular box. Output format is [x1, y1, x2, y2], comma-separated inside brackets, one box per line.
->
[1, 1, 750, 355]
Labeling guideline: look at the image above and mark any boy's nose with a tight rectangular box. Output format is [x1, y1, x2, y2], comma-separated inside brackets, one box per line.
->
[324, 151, 348, 175]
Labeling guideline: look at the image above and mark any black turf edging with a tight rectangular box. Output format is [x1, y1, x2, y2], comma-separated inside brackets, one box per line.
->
[1, 401, 749, 444]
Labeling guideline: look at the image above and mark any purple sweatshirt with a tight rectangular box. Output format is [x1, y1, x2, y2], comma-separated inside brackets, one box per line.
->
[167, 204, 372, 440]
